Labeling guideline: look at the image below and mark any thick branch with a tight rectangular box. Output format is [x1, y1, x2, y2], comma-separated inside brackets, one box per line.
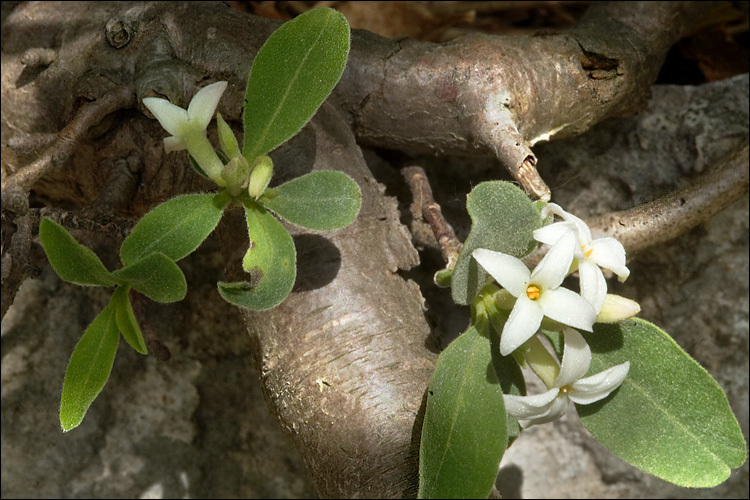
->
[521, 140, 750, 270]
[339, 2, 715, 198]
[2, 2, 713, 201]
[219, 103, 436, 498]
[587, 140, 749, 254]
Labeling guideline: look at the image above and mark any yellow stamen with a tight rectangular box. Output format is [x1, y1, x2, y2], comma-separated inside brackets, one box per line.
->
[526, 285, 540, 300]
[583, 245, 593, 258]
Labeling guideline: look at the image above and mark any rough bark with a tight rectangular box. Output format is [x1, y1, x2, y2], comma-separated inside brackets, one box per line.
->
[217, 101, 435, 498]
[1, 2, 747, 498]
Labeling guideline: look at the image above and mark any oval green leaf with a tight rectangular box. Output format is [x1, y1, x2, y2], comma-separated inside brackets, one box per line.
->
[576, 319, 747, 487]
[120, 192, 231, 266]
[419, 326, 512, 499]
[243, 7, 350, 160]
[112, 252, 187, 303]
[217, 202, 296, 311]
[39, 218, 117, 287]
[260, 170, 361, 230]
[112, 285, 147, 354]
[60, 295, 120, 432]
[451, 181, 541, 305]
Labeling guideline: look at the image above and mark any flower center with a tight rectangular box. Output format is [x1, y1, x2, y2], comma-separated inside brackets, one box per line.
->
[582, 245, 593, 258]
[526, 285, 540, 300]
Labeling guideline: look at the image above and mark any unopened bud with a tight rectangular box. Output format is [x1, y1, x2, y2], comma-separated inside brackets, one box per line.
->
[596, 294, 640, 323]
[221, 156, 251, 196]
[216, 113, 241, 159]
[434, 268, 452, 288]
[248, 156, 274, 199]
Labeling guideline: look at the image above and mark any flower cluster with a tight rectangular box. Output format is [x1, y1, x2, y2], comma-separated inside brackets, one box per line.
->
[143, 82, 273, 198]
[472, 203, 637, 427]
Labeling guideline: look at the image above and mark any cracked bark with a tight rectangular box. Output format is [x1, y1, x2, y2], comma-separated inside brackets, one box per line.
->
[1, 2, 744, 498]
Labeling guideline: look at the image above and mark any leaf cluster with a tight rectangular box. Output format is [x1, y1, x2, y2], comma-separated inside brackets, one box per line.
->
[38, 7, 359, 432]
[418, 181, 746, 498]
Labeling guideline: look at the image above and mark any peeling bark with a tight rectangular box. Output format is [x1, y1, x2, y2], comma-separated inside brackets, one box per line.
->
[217, 102, 436, 497]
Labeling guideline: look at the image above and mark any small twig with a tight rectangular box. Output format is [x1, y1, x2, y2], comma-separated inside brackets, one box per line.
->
[525, 140, 749, 267]
[2, 142, 140, 320]
[31, 207, 135, 241]
[402, 165, 462, 268]
[1, 211, 34, 319]
[473, 105, 552, 201]
[516, 155, 551, 202]
[6, 132, 58, 156]
[1, 85, 134, 194]
[586, 140, 749, 254]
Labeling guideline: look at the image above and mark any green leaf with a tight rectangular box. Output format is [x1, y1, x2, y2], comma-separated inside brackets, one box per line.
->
[120, 192, 231, 266]
[218, 201, 296, 310]
[419, 326, 512, 499]
[260, 170, 361, 230]
[480, 292, 525, 444]
[572, 319, 747, 487]
[112, 252, 187, 303]
[38, 218, 117, 287]
[451, 181, 541, 305]
[112, 285, 147, 354]
[60, 294, 120, 432]
[243, 7, 350, 160]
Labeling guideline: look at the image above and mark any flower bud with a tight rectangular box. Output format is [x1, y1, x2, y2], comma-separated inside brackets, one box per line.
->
[248, 156, 274, 199]
[217, 113, 241, 160]
[221, 156, 251, 196]
[595, 294, 640, 323]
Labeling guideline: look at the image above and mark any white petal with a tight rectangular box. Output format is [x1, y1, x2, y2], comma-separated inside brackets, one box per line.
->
[511, 389, 570, 429]
[163, 136, 187, 152]
[529, 231, 575, 289]
[143, 97, 188, 136]
[538, 287, 596, 332]
[188, 81, 228, 129]
[569, 361, 630, 405]
[540, 202, 567, 220]
[503, 388, 560, 420]
[562, 210, 592, 245]
[520, 394, 571, 427]
[472, 248, 530, 297]
[533, 221, 577, 246]
[579, 260, 607, 314]
[501, 296, 544, 355]
[590, 237, 630, 281]
[554, 328, 591, 387]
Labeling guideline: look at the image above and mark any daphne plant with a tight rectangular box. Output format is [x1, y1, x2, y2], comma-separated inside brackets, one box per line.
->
[39, 7, 359, 432]
[418, 181, 746, 498]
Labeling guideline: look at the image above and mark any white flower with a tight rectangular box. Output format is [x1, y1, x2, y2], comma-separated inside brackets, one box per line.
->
[143, 81, 228, 183]
[504, 328, 630, 428]
[473, 232, 596, 356]
[534, 203, 629, 313]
